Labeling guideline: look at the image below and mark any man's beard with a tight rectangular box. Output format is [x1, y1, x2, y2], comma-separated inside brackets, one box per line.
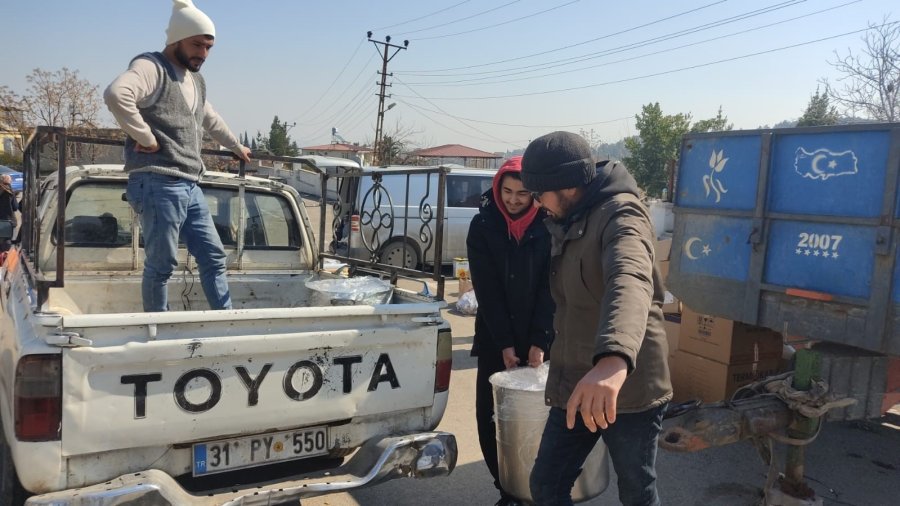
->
[175, 45, 204, 72]
[548, 194, 576, 223]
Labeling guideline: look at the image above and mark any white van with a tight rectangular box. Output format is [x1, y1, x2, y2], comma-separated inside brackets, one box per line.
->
[331, 165, 495, 268]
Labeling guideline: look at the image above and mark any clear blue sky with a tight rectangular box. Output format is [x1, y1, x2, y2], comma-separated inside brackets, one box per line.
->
[1, 0, 896, 154]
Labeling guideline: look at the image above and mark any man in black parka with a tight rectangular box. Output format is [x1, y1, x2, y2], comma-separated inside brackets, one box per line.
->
[467, 155, 555, 506]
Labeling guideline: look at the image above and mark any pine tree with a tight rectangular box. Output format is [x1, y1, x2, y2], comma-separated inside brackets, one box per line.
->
[797, 88, 839, 127]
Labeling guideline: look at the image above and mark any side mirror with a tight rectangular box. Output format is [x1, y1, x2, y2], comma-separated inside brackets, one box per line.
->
[0, 220, 13, 241]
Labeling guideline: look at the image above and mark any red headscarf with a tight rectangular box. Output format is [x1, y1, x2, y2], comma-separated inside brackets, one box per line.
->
[492, 156, 539, 243]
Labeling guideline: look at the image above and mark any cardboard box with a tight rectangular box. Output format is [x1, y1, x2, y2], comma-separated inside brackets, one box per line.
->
[453, 257, 470, 280]
[663, 313, 680, 358]
[657, 261, 680, 313]
[671, 350, 783, 403]
[655, 238, 672, 262]
[457, 278, 472, 295]
[679, 306, 783, 365]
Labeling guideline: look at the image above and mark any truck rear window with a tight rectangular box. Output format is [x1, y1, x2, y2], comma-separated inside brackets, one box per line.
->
[61, 183, 301, 250]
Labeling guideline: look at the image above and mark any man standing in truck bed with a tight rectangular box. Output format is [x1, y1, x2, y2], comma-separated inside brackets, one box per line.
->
[105, 0, 251, 312]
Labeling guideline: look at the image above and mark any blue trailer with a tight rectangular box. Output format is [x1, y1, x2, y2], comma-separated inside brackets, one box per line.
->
[667, 123, 900, 356]
[662, 123, 900, 504]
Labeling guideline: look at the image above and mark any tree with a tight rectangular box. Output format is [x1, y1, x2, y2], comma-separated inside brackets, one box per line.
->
[797, 87, 840, 127]
[595, 139, 630, 162]
[266, 116, 298, 156]
[690, 106, 733, 133]
[374, 119, 421, 165]
[1, 68, 104, 155]
[623, 103, 690, 196]
[577, 129, 630, 161]
[2, 69, 106, 164]
[822, 18, 900, 121]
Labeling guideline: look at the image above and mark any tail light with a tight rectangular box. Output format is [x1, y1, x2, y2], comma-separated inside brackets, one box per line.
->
[435, 328, 452, 392]
[349, 214, 362, 252]
[15, 354, 62, 441]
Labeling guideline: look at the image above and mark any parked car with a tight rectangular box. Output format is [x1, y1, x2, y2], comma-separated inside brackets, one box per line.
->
[0, 165, 23, 192]
[331, 165, 495, 269]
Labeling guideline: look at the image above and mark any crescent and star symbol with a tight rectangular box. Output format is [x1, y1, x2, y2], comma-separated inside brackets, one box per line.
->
[810, 153, 827, 175]
[683, 237, 712, 260]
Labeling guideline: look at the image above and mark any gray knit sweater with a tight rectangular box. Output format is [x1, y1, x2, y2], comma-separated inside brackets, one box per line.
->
[123, 52, 206, 181]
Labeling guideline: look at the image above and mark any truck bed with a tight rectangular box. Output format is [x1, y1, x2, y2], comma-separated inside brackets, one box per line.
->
[45, 272, 427, 315]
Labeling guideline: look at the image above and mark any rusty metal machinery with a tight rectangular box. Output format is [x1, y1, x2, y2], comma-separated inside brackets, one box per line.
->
[661, 350, 856, 506]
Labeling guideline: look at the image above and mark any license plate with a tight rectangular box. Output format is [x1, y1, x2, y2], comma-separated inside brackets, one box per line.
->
[192, 426, 328, 476]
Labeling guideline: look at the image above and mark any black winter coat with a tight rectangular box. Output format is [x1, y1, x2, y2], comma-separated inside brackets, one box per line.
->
[0, 189, 16, 222]
[467, 190, 554, 360]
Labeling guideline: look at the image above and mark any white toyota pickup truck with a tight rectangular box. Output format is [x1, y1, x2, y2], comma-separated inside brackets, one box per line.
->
[0, 128, 455, 505]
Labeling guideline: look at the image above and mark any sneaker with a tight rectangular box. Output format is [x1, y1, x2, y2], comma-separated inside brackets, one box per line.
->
[494, 496, 522, 506]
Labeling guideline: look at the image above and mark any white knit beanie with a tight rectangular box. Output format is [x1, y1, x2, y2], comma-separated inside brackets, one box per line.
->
[165, 0, 216, 45]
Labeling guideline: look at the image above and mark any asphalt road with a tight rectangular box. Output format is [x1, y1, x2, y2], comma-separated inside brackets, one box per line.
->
[301, 280, 900, 506]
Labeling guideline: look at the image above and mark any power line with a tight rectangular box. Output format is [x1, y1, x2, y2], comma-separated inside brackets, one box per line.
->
[293, 52, 377, 128]
[344, 102, 379, 138]
[289, 37, 366, 123]
[393, 96, 632, 128]
[401, 0, 859, 87]
[399, 97, 526, 147]
[395, 0, 523, 37]
[398, 0, 803, 78]
[395, 0, 731, 73]
[295, 71, 375, 140]
[393, 76, 516, 145]
[415, 0, 581, 41]
[393, 23, 891, 101]
[320, 76, 379, 134]
[372, 1, 472, 31]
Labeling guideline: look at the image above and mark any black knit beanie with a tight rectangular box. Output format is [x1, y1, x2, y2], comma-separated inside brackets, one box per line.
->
[521, 131, 595, 192]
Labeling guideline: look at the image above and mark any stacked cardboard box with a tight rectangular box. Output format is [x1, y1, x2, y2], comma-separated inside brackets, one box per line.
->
[662, 313, 680, 372]
[655, 236, 681, 372]
[655, 237, 680, 314]
[671, 306, 784, 403]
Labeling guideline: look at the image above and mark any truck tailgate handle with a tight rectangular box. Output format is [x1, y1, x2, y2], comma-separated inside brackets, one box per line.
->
[46, 332, 93, 347]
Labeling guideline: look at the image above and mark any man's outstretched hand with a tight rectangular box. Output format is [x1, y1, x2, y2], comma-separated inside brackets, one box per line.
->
[565, 355, 628, 431]
[235, 145, 252, 164]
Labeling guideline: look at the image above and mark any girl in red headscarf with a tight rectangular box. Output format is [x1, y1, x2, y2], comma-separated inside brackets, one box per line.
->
[466, 156, 554, 506]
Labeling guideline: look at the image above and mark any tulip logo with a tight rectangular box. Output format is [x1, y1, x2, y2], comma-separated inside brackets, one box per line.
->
[703, 149, 729, 203]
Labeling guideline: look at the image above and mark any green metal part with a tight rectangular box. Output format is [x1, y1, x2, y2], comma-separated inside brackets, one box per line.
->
[782, 348, 821, 499]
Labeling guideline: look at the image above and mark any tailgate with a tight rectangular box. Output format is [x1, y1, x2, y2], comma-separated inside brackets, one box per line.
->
[57, 305, 441, 456]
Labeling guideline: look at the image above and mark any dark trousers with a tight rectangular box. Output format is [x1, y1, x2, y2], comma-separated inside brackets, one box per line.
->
[530, 404, 667, 506]
[476, 351, 507, 495]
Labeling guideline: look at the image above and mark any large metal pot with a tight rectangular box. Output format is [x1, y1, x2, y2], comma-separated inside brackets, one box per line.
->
[491, 365, 609, 503]
[305, 276, 393, 306]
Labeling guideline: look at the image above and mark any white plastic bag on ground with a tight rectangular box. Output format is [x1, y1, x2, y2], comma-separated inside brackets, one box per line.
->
[456, 289, 478, 315]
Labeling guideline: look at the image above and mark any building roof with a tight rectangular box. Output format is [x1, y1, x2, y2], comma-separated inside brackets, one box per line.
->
[409, 144, 501, 159]
[301, 143, 372, 153]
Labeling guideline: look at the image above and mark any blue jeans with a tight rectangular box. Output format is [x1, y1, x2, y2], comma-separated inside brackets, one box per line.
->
[126, 172, 231, 312]
[530, 404, 666, 506]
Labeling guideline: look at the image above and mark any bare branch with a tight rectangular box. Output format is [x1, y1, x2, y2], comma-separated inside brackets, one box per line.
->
[823, 17, 900, 121]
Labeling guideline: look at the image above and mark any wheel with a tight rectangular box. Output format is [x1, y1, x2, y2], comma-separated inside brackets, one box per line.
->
[379, 239, 420, 269]
[0, 429, 27, 506]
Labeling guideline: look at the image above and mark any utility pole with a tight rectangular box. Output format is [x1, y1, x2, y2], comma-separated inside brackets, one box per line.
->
[368, 31, 408, 165]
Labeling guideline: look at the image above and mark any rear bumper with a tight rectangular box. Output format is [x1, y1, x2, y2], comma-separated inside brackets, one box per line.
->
[26, 431, 457, 506]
